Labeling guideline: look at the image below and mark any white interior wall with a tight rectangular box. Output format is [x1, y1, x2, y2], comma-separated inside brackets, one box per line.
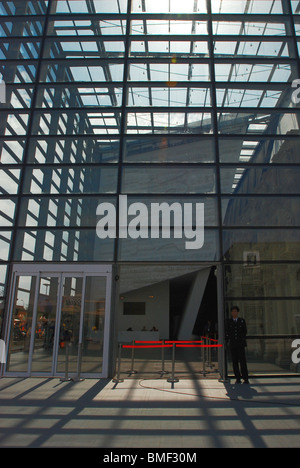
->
[118, 280, 169, 339]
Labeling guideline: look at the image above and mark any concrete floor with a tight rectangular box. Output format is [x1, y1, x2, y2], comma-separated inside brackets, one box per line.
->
[0, 375, 300, 449]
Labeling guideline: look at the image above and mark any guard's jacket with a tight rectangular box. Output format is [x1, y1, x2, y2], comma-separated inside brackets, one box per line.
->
[225, 317, 247, 348]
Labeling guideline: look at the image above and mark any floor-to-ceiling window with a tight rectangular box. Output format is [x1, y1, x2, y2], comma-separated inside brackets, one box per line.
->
[0, 0, 300, 376]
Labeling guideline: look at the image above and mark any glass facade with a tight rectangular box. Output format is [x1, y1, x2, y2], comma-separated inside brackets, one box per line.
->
[1, 0, 300, 377]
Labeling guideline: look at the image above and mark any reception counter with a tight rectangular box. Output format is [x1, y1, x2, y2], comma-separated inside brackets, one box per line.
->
[118, 330, 159, 343]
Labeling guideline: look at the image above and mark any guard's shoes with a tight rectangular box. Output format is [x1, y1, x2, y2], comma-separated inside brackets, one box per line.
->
[243, 380, 249, 384]
[235, 379, 241, 384]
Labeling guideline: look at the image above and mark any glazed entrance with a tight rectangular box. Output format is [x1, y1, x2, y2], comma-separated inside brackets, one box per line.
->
[4, 265, 112, 378]
[116, 264, 223, 379]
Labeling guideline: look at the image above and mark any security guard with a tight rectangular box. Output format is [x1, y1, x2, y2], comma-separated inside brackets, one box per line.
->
[226, 306, 249, 384]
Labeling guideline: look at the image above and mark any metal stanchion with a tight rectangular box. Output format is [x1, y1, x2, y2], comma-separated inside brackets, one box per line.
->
[128, 340, 137, 375]
[113, 343, 124, 383]
[200, 343, 207, 376]
[72, 342, 85, 382]
[60, 342, 72, 382]
[208, 338, 214, 368]
[159, 340, 169, 375]
[167, 343, 179, 383]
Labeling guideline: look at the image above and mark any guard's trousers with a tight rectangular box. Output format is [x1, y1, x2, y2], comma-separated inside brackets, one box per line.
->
[230, 345, 249, 381]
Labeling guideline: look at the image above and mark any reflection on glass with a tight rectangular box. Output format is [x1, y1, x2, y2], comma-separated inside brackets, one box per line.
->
[223, 228, 300, 262]
[51, 0, 127, 14]
[122, 166, 216, 193]
[126, 112, 212, 134]
[81, 276, 106, 374]
[118, 229, 219, 261]
[56, 276, 83, 374]
[219, 138, 300, 164]
[222, 196, 300, 227]
[124, 137, 215, 163]
[31, 277, 59, 373]
[131, 0, 207, 13]
[220, 166, 300, 194]
[23, 167, 118, 194]
[27, 138, 119, 164]
[225, 263, 300, 298]
[14, 229, 115, 262]
[217, 112, 300, 135]
[6, 275, 36, 372]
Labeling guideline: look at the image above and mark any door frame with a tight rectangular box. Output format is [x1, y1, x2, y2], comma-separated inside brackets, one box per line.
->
[3, 263, 112, 378]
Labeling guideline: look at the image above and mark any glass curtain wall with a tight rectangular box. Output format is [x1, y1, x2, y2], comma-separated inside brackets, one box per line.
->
[0, 0, 300, 375]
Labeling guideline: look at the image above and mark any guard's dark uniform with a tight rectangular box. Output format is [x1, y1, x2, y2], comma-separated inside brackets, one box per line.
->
[226, 317, 249, 382]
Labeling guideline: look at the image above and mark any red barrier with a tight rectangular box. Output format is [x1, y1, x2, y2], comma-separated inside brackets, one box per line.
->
[122, 338, 222, 349]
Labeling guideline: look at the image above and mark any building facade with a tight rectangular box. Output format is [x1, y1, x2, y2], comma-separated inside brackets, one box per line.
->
[0, 0, 300, 379]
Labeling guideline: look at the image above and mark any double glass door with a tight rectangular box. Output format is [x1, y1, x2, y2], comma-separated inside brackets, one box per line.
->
[4, 265, 112, 378]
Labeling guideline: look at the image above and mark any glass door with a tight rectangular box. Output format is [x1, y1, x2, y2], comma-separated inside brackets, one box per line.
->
[56, 275, 83, 375]
[4, 265, 112, 378]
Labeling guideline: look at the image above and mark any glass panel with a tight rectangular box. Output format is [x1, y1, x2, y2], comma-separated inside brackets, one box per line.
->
[214, 40, 294, 58]
[0, 169, 21, 194]
[0, 18, 44, 36]
[211, 0, 282, 14]
[214, 62, 296, 83]
[226, 300, 300, 374]
[14, 230, 115, 262]
[222, 196, 300, 227]
[217, 112, 300, 135]
[81, 276, 106, 374]
[129, 40, 208, 57]
[128, 62, 210, 82]
[0, 231, 12, 261]
[19, 197, 116, 228]
[36, 85, 123, 108]
[216, 86, 287, 108]
[228, 336, 299, 375]
[118, 228, 219, 261]
[127, 86, 211, 107]
[0, 113, 30, 136]
[213, 20, 291, 36]
[31, 276, 59, 373]
[126, 112, 212, 134]
[23, 167, 118, 194]
[6, 275, 36, 372]
[3, 86, 33, 109]
[225, 263, 300, 298]
[220, 166, 300, 194]
[131, 0, 207, 13]
[56, 276, 83, 374]
[0, 199, 16, 227]
[124, 137, 215, 163]
[130, 19, 208, 35]
[122, 166, 216, 193]
[40, 62, 124, 83]
[0, 140, 26, 164]
[27, 138, 119, 164]
[0, 39, 41, 59]
[0, 1, 48, 15]
[51, 0, 128, 14]
[0, 63, 37, 83]
[32, 110, 121, 135]
[223, 228, 300, 262]
[43, 38, 125, 59]
[218, 138, 300, 164]
[47, 19, 127, 36]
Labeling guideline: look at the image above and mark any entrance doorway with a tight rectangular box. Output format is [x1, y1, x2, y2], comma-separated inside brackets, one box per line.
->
[4, 264, 112, 378]
[116, 264, 224, 378]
